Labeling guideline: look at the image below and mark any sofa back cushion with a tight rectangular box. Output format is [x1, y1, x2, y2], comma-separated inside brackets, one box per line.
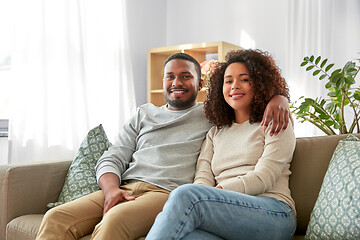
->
[289, 133, 360, 235]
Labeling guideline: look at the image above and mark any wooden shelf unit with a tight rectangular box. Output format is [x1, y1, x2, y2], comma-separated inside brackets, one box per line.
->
[147, 41, 241, 106]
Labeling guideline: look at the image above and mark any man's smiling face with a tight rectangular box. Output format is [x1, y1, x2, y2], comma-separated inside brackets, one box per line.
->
[163, 59, 203, 111]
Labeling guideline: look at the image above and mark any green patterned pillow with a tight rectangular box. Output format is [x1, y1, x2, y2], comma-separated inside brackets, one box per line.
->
[47, 124, 112, 208]
[305, 134, 360, 239]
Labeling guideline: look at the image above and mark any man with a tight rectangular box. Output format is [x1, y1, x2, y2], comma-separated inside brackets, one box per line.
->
[36, 53, 291, 240]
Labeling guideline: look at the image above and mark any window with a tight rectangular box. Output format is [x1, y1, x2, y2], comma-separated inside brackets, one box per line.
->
[0, 0, 12, 118]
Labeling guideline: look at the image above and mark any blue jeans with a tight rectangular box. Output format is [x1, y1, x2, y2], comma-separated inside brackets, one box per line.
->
[146, 184, 296, 240]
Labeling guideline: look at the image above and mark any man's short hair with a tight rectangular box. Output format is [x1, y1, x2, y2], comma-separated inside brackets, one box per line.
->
[164, 52, 201, 79]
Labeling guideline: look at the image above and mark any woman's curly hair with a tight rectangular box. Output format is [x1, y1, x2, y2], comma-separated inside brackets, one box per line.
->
[204, 49, 289, 127]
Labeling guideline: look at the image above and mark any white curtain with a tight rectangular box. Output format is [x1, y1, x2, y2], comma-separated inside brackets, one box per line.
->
[286, 0, 360, 137]
[9, 0, 136, 163]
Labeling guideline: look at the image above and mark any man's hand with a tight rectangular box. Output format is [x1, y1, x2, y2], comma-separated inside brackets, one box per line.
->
[102, 187, 135, 215]
[260, 95, 293, 136]
[99, 173, 135, 215]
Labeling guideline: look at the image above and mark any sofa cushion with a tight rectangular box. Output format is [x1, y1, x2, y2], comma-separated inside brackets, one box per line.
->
[305, 134, 360, 239]
[6, 214, 43, 240]
[6, 214, 146, 240]
[6, 214, 91, 240]
[47, 124, 112, 208]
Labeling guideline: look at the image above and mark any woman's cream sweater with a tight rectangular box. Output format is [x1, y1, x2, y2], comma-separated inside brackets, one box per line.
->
[194, 121, 296, 213]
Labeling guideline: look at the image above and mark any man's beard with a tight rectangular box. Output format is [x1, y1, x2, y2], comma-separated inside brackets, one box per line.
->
[164, 91, 198, 109]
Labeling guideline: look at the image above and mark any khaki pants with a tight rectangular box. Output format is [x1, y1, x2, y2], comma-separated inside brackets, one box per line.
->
[36, 181, 170, 240]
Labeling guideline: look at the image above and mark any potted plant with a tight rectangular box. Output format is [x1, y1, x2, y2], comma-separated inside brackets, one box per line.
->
[291, 55, 360, 135]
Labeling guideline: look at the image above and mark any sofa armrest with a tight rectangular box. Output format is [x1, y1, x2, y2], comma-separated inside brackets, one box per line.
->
[0, 160, 72, 240]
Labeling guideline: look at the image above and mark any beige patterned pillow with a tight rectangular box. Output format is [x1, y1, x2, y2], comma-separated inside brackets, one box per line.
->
[47, 124, 112, 208]
[305, 134, 360, 239]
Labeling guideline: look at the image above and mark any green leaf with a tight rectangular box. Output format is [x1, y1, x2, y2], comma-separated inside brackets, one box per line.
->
[298, 103, 309, 112]
[345, 76, 355, 85]
[346, 67, 358, 76]
[335, 113, 342, 123]
[320, 99, 326, 106]
[325, 102, 337, 114]
[328, 87, 336, 93]
[315, 56, 321, 65]
[324, 120, 334, 127]
[325, 82, 332, 89]
[320, 59, 328, 68]
[300, 61, 308, 67]
[325, 63, 334, 72]
[328, 92, 337, 97]
[319, 114, 330, 120]
[335, 89, 342, 98]
[310, 55, 315, 62]
[314, 105, 323, 114]
[335, 99, 342, 107]
[304, 98, 316, 104]
[354, 92, 360, 100]
[313, 70, 321, 76]
[330, 69, 342, 76]
[319, 74, 327, 80]
[335, 77, 344, 88]
[330, 72, 343, 83]
[306, 65, 315, 71]
[343, 61, 355, 72]
[334, 111, 340, 121]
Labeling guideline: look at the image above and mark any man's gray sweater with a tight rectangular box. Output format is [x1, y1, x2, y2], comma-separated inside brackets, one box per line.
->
[95, 103, 212, 191]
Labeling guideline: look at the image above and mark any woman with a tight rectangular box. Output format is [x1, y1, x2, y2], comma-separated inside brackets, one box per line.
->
[146, 49, 296, 240]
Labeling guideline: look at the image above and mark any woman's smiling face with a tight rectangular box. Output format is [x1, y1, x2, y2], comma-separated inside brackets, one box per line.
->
[223, 62, 254, 123]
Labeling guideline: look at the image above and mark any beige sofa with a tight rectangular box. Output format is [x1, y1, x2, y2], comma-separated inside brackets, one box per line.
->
[1, 133, 359, 240]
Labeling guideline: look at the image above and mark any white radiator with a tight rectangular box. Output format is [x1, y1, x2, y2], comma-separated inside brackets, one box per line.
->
[0, 119, 9, 165]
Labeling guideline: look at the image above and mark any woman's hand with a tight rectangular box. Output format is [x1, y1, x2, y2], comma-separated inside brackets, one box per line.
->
[261, 95, 293, 136]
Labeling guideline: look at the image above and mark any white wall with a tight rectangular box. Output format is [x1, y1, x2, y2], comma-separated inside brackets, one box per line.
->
[125, 0, 167, 106]
[166, 0, 288, 70]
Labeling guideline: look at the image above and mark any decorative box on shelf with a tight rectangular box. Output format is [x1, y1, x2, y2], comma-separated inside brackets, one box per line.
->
[147, 41, 241, 106]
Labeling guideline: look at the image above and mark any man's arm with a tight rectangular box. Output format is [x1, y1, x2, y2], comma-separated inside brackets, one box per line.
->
[96, 110, 140, 215]
[260, 95, 293, 136]
[99, 173, 135, 215]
